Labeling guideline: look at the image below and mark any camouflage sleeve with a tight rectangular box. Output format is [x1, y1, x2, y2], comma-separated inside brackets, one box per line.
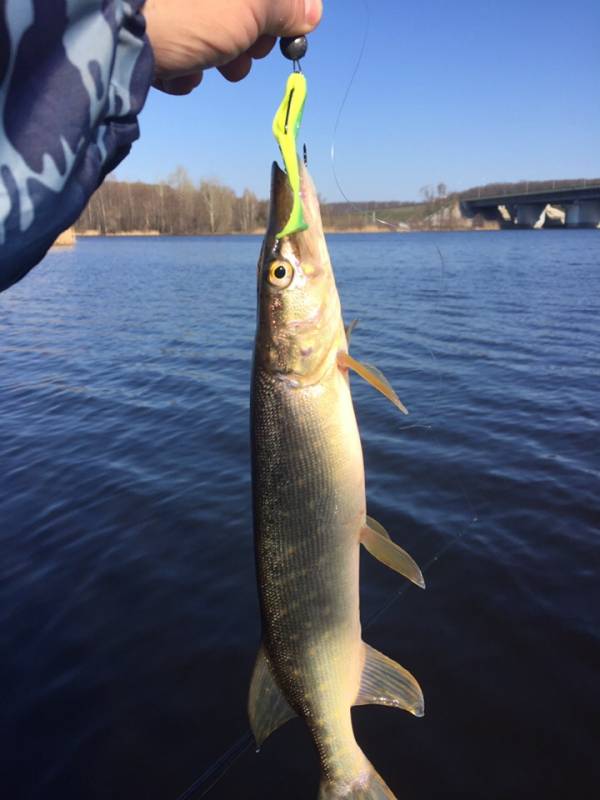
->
[0, 0, 154, 292]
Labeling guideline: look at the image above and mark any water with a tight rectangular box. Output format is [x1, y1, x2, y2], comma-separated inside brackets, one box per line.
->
[1, 232, 598, 800]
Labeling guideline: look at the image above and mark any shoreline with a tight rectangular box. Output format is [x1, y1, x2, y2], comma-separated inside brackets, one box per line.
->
[77, 230, 161, 237]
[52, 227, 77, 246]
[75, 226, 497, 238]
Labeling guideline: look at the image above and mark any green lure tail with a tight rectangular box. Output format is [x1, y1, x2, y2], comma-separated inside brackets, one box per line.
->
[272, 71, 309, 238]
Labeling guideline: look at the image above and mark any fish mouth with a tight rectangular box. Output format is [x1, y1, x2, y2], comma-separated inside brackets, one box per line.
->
[267, 160, 319, 241]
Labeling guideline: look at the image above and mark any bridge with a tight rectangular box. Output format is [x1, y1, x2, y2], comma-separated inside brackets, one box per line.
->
[460, 183, 600, 229]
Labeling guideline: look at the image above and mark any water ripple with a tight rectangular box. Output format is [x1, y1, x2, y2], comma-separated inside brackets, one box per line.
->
[1, 232, 599, 799]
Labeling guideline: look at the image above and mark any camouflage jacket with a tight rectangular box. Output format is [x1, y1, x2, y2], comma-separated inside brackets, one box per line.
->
[0, 1, 153, 291]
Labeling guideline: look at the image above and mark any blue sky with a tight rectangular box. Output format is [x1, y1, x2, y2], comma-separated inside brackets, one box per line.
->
[118, 0, 600, 202]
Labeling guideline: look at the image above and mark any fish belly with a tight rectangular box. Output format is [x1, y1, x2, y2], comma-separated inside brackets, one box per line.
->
[252, 363, 366, 765]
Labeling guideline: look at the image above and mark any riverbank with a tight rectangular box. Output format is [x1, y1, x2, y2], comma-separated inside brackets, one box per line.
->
[74, 224, 498, 237]
[77, 230, 161, 237]
[52, 227, 76, 246]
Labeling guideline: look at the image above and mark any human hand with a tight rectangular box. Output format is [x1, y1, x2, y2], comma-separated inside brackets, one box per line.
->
[143, 0, 323, 95]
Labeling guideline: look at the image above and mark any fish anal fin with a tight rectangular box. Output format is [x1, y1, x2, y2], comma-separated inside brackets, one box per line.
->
[337, 352, 408, 415]
[248, 645, 296, 747]
[355, 642, 424, 718]
[361, 520, 425, 589]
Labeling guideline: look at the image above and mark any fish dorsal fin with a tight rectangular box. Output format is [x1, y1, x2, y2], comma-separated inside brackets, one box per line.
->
[337, 352, 408, 415]
[361, 519, 425, 589]
[355, 643, 424, 718]
[345, 319, 358, 345]
[248, 645, 296, 747]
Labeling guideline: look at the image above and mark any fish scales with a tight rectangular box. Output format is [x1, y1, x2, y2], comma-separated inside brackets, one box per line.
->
[252, 364, 365, 766]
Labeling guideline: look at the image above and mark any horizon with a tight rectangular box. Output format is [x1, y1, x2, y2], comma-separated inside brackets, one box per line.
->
[115, 0, 600, 203]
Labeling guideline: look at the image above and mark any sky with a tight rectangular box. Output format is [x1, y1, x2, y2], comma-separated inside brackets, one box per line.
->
[118, 0, 600, 202]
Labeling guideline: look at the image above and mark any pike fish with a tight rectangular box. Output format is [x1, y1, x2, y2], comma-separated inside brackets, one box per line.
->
[249, 162, 425, 800]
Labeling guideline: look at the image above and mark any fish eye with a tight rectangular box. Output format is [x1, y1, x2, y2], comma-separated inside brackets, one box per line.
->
[268, 259, 294, 289]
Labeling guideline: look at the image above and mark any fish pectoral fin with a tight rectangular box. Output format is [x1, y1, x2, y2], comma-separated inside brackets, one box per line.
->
[361, 519, 425, 589]
[355, 642, 424, 718]
[337, 352, 408, 415]
[248, 644, 297, 747]
[345, 319, 358, 345]
[365, 515, 391, 540]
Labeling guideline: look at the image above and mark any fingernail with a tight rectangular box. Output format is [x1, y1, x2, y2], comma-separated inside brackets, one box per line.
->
[304, 0, 322, 26]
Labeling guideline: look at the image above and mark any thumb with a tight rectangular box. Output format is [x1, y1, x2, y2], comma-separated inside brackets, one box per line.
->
[261, 0, 323, 37]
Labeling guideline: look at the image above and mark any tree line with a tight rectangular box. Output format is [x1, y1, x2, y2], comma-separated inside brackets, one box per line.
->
[76, 168, 268, 235]
[75, 170, 600, 235]
[75, 167, 446, 234]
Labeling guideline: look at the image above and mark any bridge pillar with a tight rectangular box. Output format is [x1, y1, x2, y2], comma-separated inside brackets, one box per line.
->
[496, 204, 515, 228]
[498, 205, 512, 222]
[565, 201, 600, 228]
[543, 204, 565, 227]
[514, 203, 546, 229]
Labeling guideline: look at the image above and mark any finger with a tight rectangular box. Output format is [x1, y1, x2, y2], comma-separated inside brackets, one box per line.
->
[247, 35, 276, 60]
[263, 0, 323, 37]
[218, 53, 252, 83]
[154, 72, 204, 95]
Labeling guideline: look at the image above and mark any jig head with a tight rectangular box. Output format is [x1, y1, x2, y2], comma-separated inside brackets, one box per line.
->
[273, 37, 309, 239]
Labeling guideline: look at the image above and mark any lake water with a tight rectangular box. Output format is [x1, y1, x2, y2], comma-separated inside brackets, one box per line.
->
[1, 232, 598, 800]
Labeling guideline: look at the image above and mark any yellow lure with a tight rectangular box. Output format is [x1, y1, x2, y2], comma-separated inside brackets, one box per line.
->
[272, 71, 308, 238]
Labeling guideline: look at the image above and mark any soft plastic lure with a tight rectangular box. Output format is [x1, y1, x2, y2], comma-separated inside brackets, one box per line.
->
[272, 67, 308, 238]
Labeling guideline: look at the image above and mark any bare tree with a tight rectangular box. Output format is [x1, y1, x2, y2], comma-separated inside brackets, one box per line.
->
[75, 174, 472, 235]
[237, 189, 259, 232]
[198, 179, 235, 233]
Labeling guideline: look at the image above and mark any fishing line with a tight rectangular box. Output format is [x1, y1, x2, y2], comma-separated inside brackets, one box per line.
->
[329, 0, 450, 437]
[329, 0, 394, 225]
[328, 0, 483, 700]
[174, 10, 483, 800]
[365, 517, 477, 630]
[174, 491, 480, 800]
[329, 0, 430, 233]
[173, 510, 481, 800]
[174, 732, 254, 800]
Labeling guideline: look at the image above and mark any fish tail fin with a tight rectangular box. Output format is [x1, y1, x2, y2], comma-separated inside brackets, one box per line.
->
[318, 757, 397, 799]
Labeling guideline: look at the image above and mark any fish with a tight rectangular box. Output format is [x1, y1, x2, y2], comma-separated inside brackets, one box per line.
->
[249, 160, 425, 799]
